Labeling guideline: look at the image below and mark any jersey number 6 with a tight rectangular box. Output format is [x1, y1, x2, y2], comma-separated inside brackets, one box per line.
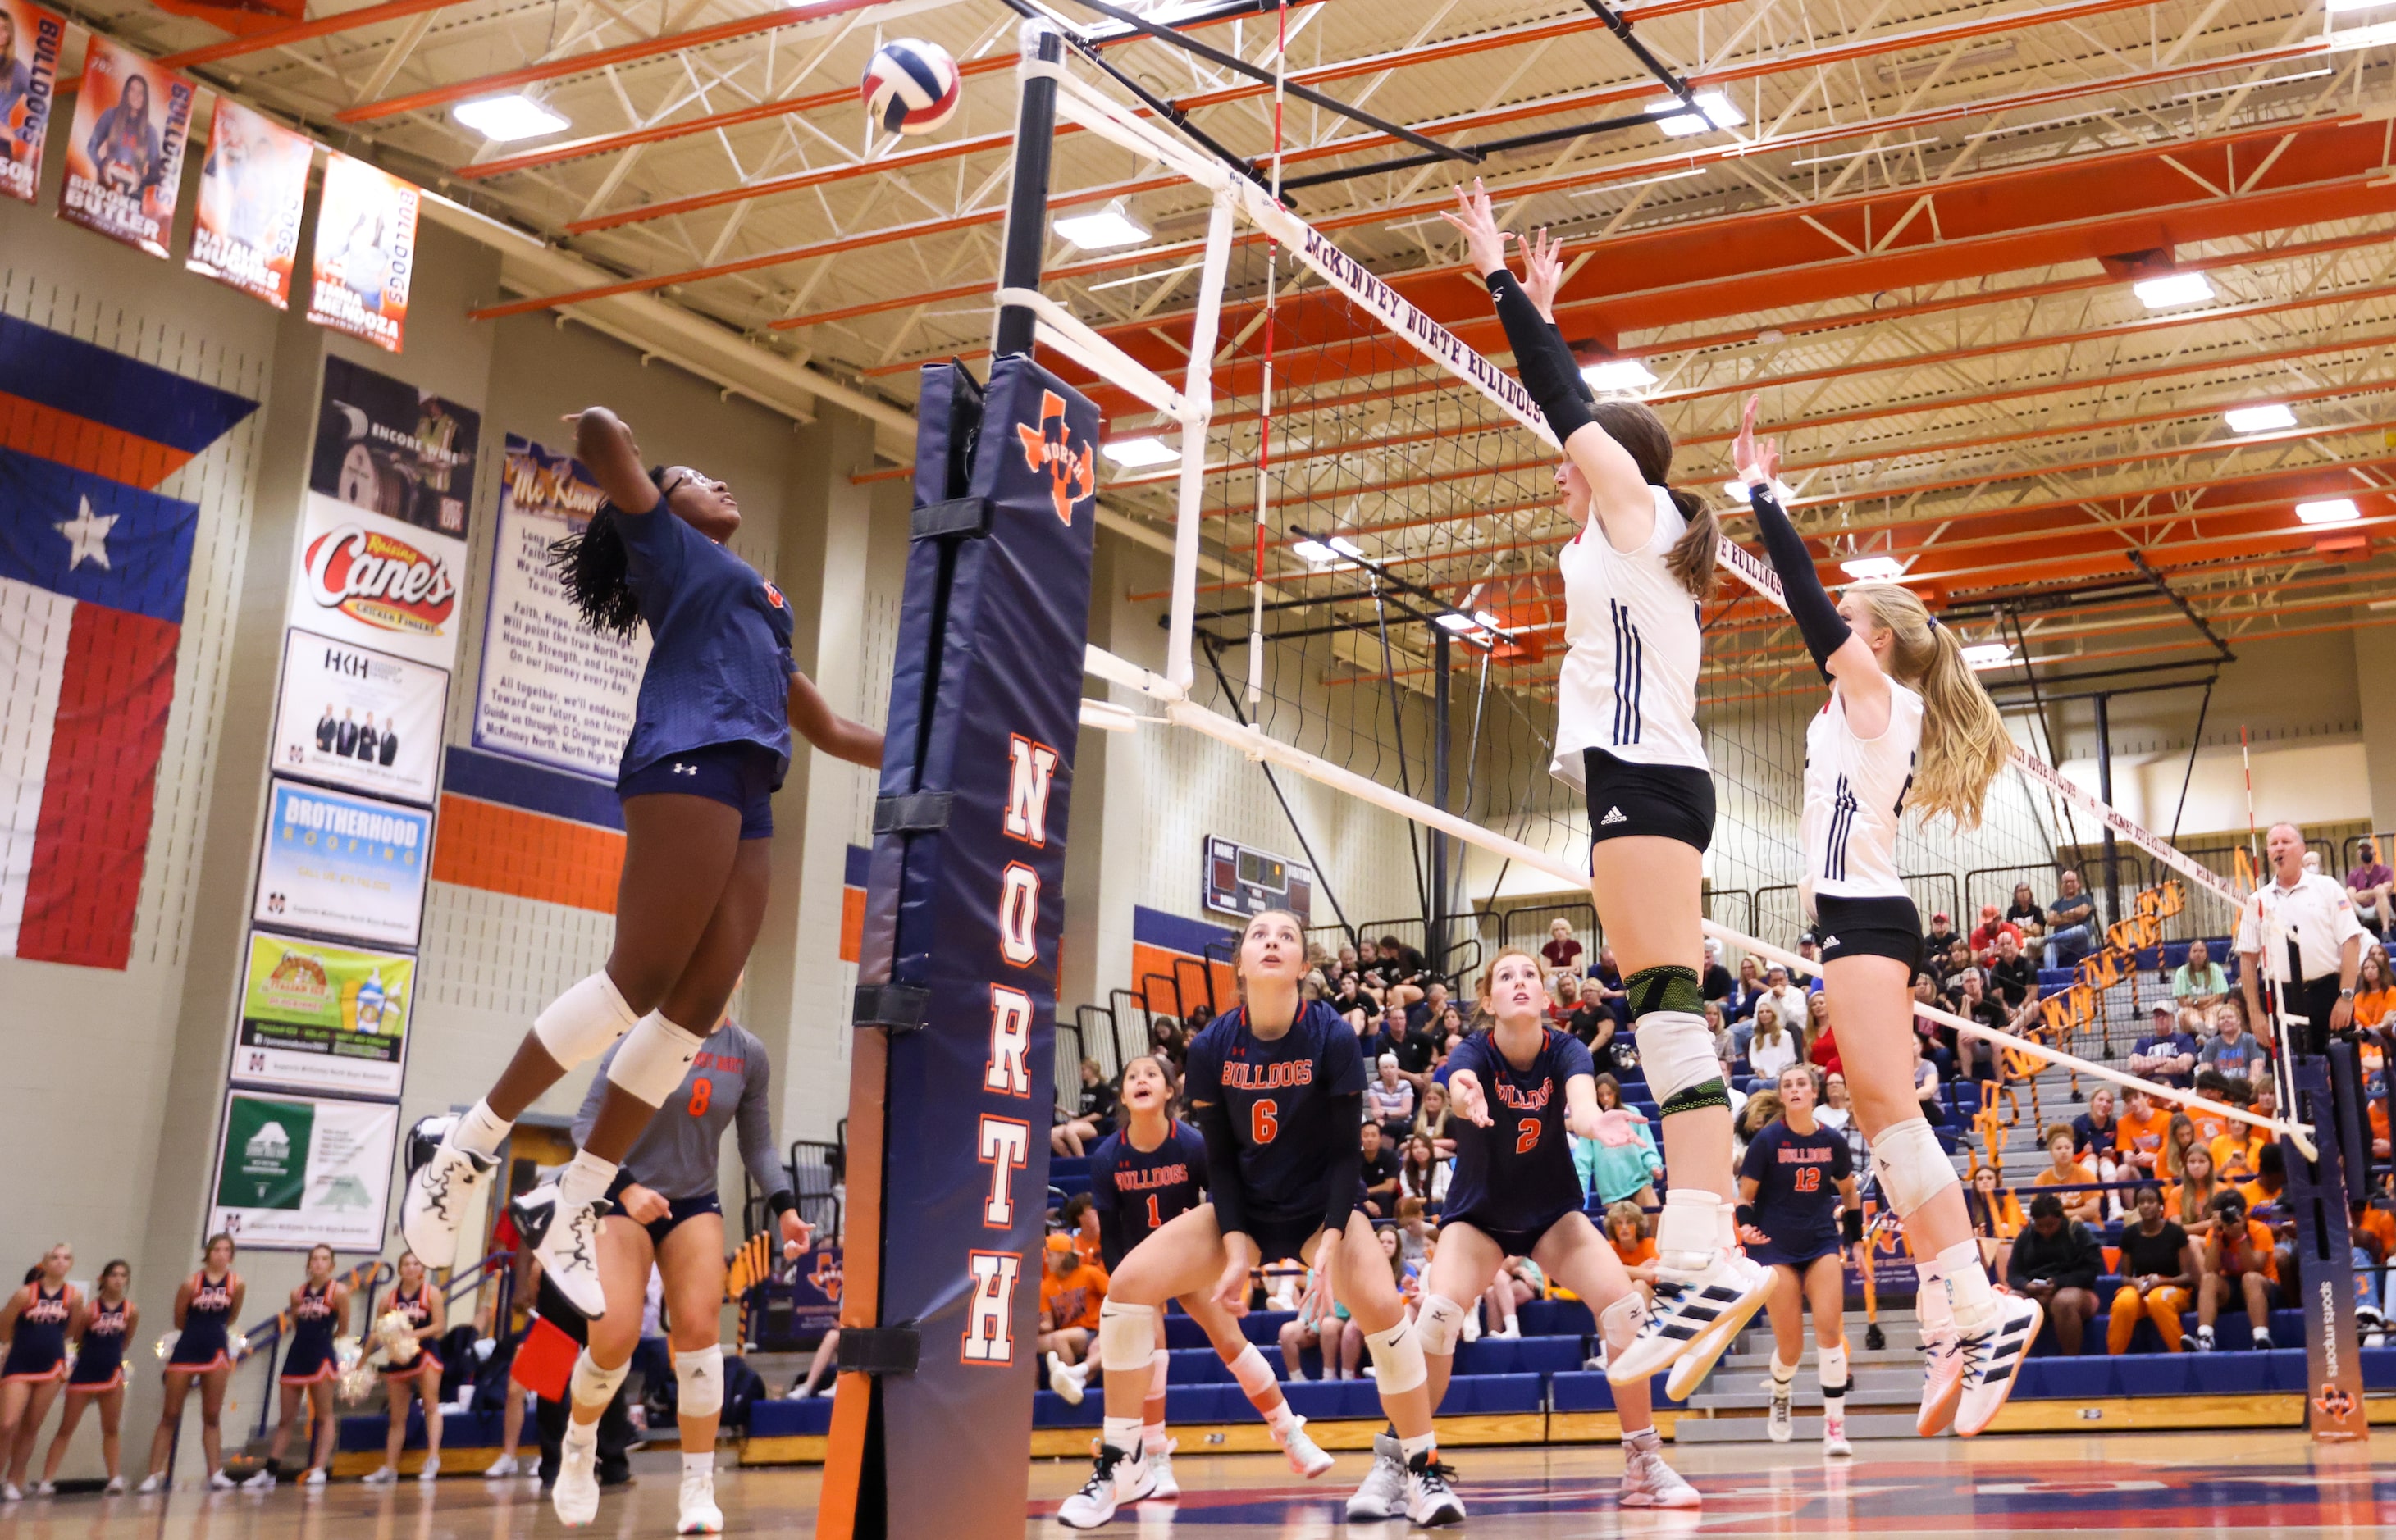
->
[1516, 1118, 1540, 1155]
[1251, 1099, 1279, 1145]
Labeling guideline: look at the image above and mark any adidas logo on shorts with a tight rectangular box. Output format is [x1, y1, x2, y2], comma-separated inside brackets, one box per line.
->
[1822, 935, 1840, 948]
[1600, 806, 1627, 826]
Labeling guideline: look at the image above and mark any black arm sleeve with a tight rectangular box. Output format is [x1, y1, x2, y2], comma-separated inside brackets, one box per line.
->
[1190, 1091, 1253, 1241]
[1320, 1092, 1367, 1235]
[1486, 270, 1594, 442]
[1746, 481, 1850, 677]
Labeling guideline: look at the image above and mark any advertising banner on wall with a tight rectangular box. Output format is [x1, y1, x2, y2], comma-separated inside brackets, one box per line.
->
[272, 629, 447, 804]
[290, 494, 468, 670]
[0, 0, 64, 206]
[312, 355, 481, 539]
[253, 778, 431, 947]
[186, 98, 313, 308]
[471, 434, 650, 781]
[231, 930, 413, 1097]
[306, 151, 418, 353]
[57, 35, 193, 257]
[209, 1089, 398, 1251]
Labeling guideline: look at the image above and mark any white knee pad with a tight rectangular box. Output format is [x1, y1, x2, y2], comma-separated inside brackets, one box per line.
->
[1819, 1343, 1849, 1398]
[1633, 1011, 1724, 1111]
[1869, 1118, 1959, 1218]
[534, 972, 640, 1069]
[606, 1012, 708, 1106]
[1098, 1300, 1157, 1374]
[1600, 1293, 1644, 1356]
[674, 1344, 724, 1418]
[1364, 1317, 1426, 1396]
[568, 1348, 631, 1413]
[1416, 1294, 1467, 1357]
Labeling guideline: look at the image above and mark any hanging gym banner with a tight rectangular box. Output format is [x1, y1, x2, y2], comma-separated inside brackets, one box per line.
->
[272, 628, 447, 805]
[186, 97, 313, 308]
[208, 1088, 399, 1251]
[306, 150, 418, 353]
[0, 0, 63, 206]
[57, 35, 193, 257]
[470, 433, 650, 781]
[252, 778, 431, 947]
[230, 930, 414, 1097]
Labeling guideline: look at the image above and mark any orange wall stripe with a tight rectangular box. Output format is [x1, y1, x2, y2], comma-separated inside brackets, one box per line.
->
[431, 795, 624, 912]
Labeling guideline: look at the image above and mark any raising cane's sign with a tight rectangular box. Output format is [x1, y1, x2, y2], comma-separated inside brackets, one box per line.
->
[291, 492, 467, 668]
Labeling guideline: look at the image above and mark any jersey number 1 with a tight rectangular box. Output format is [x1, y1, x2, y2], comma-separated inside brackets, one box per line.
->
[1145, 1194, 1161, 1229]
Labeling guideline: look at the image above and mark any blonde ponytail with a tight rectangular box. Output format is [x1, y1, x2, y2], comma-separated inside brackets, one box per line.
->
[1851, 583, 2010, 827]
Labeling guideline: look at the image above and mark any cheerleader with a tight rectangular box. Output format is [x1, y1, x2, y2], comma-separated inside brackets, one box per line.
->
[139, 1235, 244, 1492]
[247, 1244, 348, 1489]
[1449, 182, 1768, 1392]
[37, 1260, 135, 1494]
[1733, 395, 2042, 1437]
[1058, 1055, 1332, 1501]
[1059, 911, 1421, 1529]
[1, 1243, 78, 1501]
[1358, 950, 1699, 1518]
[1738, 1065, 1861, 1455]
[403, 405, 882, 1318]
[361, 1251, 445, 1484]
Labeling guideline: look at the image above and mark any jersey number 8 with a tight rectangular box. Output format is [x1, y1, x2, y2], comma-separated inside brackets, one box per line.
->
[688, 1079, 712, 1118]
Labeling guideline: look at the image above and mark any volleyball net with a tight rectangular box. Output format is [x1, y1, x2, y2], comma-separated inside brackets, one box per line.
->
[1015, 24, 2298, 1147]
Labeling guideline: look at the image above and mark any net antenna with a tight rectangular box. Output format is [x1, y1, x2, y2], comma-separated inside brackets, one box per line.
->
[1028, 30, 2302, 1146]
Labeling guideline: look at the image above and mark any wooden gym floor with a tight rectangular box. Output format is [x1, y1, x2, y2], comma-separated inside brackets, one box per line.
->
[2, 1432, 2387, 1537]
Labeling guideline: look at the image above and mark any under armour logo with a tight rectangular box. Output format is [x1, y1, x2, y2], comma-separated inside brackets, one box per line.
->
[673, 763, 698, 776]
[1600, 806, 1627, 826]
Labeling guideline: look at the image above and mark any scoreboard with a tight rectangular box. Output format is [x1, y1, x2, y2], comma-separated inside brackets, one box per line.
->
[1203, 835, 1313, 925]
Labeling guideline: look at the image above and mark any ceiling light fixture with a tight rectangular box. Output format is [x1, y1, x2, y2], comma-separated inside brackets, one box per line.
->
[1961, 643, 2016, 670]
[1649, 91, 1745, 138]
[454, 94, 569, 142]
[1435, 612, 1476, 632]
[1053, 200, 1152, 250]
[2134, 271, 2215, 309]
[1101, 436, 1179, 467]
[2296, 498, 2362, 525]
[1841, 555, 1907, 581]
[1581, 358, 1658, 393]
[2224, 404, 2296, 434]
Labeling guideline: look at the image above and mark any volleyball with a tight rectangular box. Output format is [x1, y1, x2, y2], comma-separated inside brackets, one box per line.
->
[860, 39, 961, 136]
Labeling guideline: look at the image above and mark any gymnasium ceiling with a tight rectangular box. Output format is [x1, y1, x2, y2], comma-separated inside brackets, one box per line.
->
[106, 0, 2396, 695]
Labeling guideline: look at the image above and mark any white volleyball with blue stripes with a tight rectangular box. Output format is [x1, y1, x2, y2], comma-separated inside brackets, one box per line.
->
[861, 38, 961, 136]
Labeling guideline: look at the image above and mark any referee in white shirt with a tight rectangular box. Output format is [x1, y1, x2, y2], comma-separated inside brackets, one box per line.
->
[2236, 822, 2366, 1055]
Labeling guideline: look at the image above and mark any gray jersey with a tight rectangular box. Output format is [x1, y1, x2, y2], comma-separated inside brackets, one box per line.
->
[573, 1020, 785, 1203]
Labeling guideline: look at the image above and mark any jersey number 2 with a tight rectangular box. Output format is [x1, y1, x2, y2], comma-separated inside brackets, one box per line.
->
[1515, 1118, 1540, 1155]
[687, 1079, 712, 1118]
[1251, 1100, 1279, 1145]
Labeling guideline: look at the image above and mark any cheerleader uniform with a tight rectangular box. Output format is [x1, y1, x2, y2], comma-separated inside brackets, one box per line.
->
[66, 1298, 128, 1393]
[0, 1282, 75, 1383]
[165, 1273, 235, 1374]
[380, 1285, 440, 1382]
[278, 1283, 340, 1385]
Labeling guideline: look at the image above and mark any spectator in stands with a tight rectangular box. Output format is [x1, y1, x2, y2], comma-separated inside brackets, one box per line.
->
[1605, 1202, 1659, 1288]
[1795, 933, 1826, 989]
[1148, 1017, 1191, 1073]
[1724, 957, 1763, 1028]
[2352, 839, 2394, 938]
[1758, 962, 1808, 1036]
[2239, 1140, 2288, 1217]
[1746, 1000, 1800, 1088]
[2131, 1003, 2199, 1089]
[1335, 941, 1361, 978]
[2114, 1086, 2171, 1180]
[1547, 972, 1583, 1032]
[1277, 1260, 1359, 1380]
[2109, 1182, 2199, 1354]
[1966, 1164, 2027, 1270]
[1397, 1133, 1449, 1210]
[2352, 944, 2396, 1032]
[1052, 1059, 1115, 1157]
[2195, 1188, 2278, 1351]
[1954, 969, 2010, 1083]
[2033, 1123, 2103, 1224]
[1819, 1071, 1872, 1171]
[1540, 917, 1586, 977]
[2170, 940, 2229, 1034]
[2045, 870, 2098, 970]
[1988, 930, 2038, 1013]
[1373, 1005, 1432, 1096]
[1805, 991, 1842, 1078]
[2007, 1192, 2104, 1354]
[2168, 1144, 2220, 1242]
[1367, 1054, 1417, 1141]
[1970, 902, 2022, 963]
[1358, 1121, 1401, 1219]
[2158, 1113, 2202, 1191]
[2071, 1088, 2121, 1190]
[1586, 945, 1631, 1029]
[2351, 1198, 2394, 1342]
[1938, 940, 1980, 1010]
[1480, 1256, 1545, 1340]
[1376, 934, 1429, 1008]
[1909, 1034, 1942, 1121]
[1330, 973, 1373, 1034]
[1702, 1001, 1735, 1064]
[1404, 979, 1453, 1037]
[1394, 1196, 1435, 1272]
[1412, 1083, 1456, 1160]
[1564, 984, 1621, 1070]
[1718, 1045, 1750, 1123]
[1038, 1235, 1106, 1398]
[1924, 911, 1961, 959]
[2200, 1001, 2261, 1080]
[1574, 1074, 1663, 1213]
[2186, 1070, 2235, 1143]
[1700, 937, 1735, 1004]
[2006, 881, 2047, 940]
[1059, 1193, 1103, 1269]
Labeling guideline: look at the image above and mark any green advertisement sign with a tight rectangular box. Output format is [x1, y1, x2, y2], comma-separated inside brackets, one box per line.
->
[215, 1095, 313, 1210]
[232, 931, 413, 1097]
[208, 1091, 398, 1251]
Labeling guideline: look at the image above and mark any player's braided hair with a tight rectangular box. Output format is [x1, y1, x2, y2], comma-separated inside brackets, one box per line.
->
[548, 466, 669, 640]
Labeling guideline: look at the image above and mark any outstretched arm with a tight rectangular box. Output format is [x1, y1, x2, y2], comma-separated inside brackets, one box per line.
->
[788, 670, 883, 768]
[1731, 394, 1889, 718]
[570, 408, 663, 517]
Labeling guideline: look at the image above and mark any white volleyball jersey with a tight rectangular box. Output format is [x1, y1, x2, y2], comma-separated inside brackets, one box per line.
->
[1800, 678, 1923, 902]
[1550, 485, 1709, 785]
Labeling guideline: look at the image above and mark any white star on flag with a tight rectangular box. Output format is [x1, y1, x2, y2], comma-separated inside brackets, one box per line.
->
[55, 497, 119, 571]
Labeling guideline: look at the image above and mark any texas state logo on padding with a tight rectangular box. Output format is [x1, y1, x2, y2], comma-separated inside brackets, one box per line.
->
[1014, 387, 1095, 526]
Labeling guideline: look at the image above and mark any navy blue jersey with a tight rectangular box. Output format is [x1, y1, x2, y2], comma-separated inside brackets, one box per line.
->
[1440, 1027, 1595, 1233]
[614, 500, 796, 786]
[1088, 1120, 1210, 1269]
[1740, 1119, 1852, 1254]
[1184, 1000, 1368, 1227]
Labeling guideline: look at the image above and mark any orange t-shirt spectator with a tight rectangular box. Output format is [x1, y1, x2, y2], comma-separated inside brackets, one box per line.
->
[2033, 1123, 2103, 1224]
[2113, 1089, 2170, 1177]
[1038, 1237, 1108, 1333]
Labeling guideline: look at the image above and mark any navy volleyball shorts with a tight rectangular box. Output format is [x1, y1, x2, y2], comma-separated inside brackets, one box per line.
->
[618, 740, 777, 839]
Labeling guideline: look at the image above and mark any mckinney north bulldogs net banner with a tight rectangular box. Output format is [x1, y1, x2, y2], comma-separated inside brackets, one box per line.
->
[821, 354, 1097, 1540]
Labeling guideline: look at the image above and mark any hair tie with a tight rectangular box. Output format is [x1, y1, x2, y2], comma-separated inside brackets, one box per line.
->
[1926, 614, 1940, 631]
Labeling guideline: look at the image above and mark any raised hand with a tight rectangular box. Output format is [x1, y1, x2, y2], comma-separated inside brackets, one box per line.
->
[1439, 179, 1512, 280]
[1731, 392, 1781, 490]
[1521, 227, 1566, 321]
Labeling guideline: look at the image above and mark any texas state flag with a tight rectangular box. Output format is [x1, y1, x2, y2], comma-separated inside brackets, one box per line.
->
[0, 314, 255, 968]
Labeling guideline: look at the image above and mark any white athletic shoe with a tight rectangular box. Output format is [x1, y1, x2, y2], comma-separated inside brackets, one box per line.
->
[1275, 1415, 1335, 1479]
[1404, 1452, 1465, 1528]
[135, 1474, 167, 1494]
[1953, 1295, 2042, 1437]
[1142, 1440, 1179, 1500]
[206, 1470, 237, 1491]
[399, 1132, 495, 1272]
[242, 1470, 276, 1491]
[1823, 1404, 1852, 1458]
[533, 1194, 609, 1319]
[1345, 1433, 1408, 1521]
[1611, 1249, 1768, 1390]
[300, 1469, 326, 1488]
[1917, 1330, 1964, 1437]
[362, 1466, 397, 1486]
[1, 1483, 20, 1502]
[677, 1465, 724, 1534]
[102, 1477, 126, 1495]
[483, 1454, 520, 1479]
[33, 1482, 56, 1497]
[553, 1428, 601, 1526]
[1495, 1318, 1522, 1339]
[1047, 1351, 1087, 1406]
[1766, 1378, 1794, 1443]
[1056, 1444, 1151, 1529]
[1618, 1441, 1701, 1508]
[416, 1456, 440, 1483]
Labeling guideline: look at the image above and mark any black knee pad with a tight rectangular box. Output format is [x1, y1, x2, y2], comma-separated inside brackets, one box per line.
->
[1625, 964, 1701, 1018]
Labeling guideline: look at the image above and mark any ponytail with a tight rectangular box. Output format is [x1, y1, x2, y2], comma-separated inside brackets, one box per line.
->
[548, 466, 668, 640]
[1852, 583, 2010, 827]
[1664, 488, 1721, 604]
[1590, 399, 1718, 603]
